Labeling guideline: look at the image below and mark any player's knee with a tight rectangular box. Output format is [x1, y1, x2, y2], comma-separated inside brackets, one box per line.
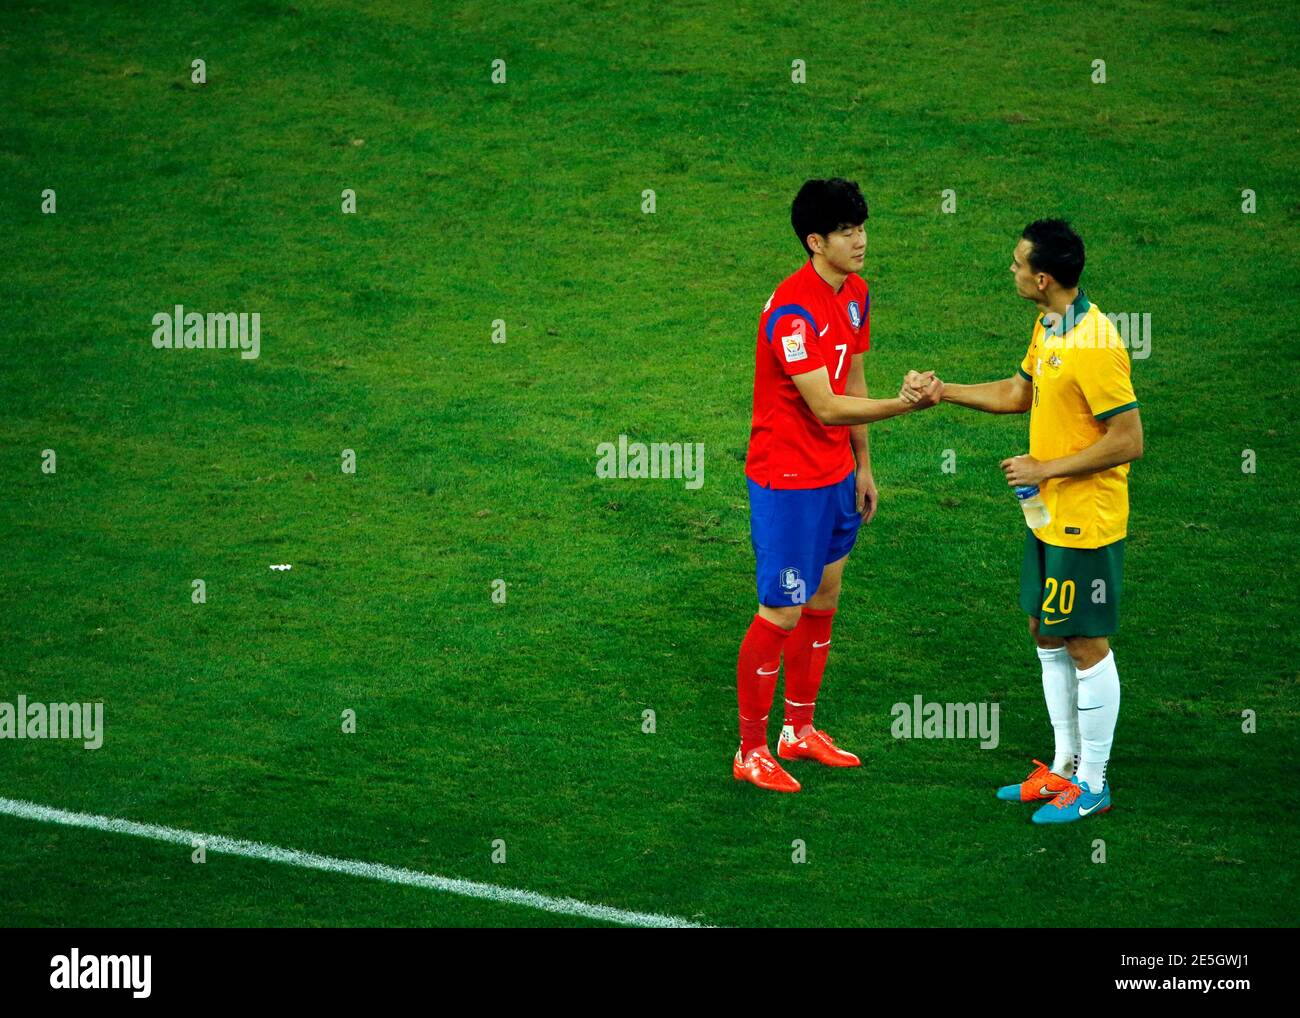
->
[1065, 636, 1109, 670]
[808, 584, 840, 611]
[759, 604, 802, 631]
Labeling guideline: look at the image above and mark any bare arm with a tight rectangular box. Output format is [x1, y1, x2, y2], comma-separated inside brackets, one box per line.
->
[939, 373, 1032, 414]
[1001, 408, 1144, 486]
[843, 353, 880, 522]
[1044, 407, 1143, 477]
[843, 354, 871, 469]
[793, 366, 940, 426]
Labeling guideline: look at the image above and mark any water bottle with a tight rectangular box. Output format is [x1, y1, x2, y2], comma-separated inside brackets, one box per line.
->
[1015, 485, 1051, 530]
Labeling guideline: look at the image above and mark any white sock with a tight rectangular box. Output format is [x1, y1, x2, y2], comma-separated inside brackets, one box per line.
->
[1038, 645, 1078, 776]
[1076, 650, 1120, 791]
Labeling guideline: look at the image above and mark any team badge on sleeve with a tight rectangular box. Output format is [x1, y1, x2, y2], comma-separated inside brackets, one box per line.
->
[780, 324, 808, 363]
[848, 301, 862, 328]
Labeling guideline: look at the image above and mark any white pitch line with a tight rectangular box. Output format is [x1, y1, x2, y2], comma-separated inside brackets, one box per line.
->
[0, 796, 705, 929]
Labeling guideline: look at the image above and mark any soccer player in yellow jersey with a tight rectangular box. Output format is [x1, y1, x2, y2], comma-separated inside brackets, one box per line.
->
[904, 220, 1142, 824]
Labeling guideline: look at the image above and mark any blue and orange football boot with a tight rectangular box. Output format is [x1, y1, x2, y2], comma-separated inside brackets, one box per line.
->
[996, 759, 1075, 803]
[1032, 779, 1111, 824]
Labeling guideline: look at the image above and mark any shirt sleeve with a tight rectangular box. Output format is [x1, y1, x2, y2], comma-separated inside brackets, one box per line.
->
[766, 306, 825, 377]
[1080, 343, 1139, 420]
[856, 289, 871, 354]
[1018, 335, 1036, 380]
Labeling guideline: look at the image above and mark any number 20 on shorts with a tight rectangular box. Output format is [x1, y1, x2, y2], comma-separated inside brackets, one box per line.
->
[1042, 577, 1075, 615]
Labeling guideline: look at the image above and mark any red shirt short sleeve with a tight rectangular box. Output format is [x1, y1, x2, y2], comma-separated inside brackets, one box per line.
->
[767, 307, 825, 377]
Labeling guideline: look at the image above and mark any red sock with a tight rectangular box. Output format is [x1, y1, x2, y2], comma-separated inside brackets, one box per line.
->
[782, 607, 836, 737]
[737, 613, 791, 756]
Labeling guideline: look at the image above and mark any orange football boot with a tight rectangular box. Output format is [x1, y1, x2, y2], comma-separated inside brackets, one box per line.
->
[733, 746, 801, 792]
[995, 759, 1075, 802]
[777, 727, 861, 767]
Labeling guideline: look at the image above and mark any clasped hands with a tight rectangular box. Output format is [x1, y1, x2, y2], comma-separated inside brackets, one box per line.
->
[899, 369, 943, 409]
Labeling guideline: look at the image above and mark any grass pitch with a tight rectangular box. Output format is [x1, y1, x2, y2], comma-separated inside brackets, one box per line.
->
[1, 0, 1297, 927]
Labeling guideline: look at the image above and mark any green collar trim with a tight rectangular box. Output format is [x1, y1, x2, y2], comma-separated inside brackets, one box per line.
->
[1039, 290, 1091, 338]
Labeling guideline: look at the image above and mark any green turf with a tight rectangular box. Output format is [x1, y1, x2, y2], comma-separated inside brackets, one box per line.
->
[1, 0, 1297, 927]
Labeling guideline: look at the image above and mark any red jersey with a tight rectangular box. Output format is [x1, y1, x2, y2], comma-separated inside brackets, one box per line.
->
[744, 259, 871, 489]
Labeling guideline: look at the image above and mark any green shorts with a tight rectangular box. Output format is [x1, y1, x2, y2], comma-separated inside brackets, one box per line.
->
[1019, 530, 1124, 637]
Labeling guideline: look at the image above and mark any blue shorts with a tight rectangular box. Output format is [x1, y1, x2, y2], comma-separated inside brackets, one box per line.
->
[747, 472, 862, 607]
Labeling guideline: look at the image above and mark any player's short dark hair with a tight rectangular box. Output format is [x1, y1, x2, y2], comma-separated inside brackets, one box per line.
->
[1021, 219, 1085, 288]
[791, 178, 869, 256]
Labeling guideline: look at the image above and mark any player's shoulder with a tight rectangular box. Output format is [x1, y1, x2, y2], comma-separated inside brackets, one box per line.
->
[761, 261, 817, 320]
[845, 271, 869, 298]
[1075, 304, 1129, 362]
[1086, 302, 1117, 338]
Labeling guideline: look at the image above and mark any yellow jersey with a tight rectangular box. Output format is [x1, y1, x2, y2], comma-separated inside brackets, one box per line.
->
[1018, 291, 1139, 549]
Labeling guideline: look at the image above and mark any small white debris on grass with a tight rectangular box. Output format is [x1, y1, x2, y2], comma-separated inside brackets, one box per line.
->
[269, 564, 292, 571]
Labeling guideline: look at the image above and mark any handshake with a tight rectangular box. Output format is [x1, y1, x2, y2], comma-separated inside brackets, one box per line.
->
[898, 369, 944, 409]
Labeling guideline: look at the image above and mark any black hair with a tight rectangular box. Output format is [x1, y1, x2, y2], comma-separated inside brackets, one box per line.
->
[791, 178, 869, 256]
[1021, 219, 1085, 288]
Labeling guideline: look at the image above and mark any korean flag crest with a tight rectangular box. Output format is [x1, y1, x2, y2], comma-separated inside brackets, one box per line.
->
[847, 300, 862, 329]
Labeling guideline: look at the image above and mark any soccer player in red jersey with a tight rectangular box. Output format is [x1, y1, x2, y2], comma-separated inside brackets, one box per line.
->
[735, 178, 943, 792]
